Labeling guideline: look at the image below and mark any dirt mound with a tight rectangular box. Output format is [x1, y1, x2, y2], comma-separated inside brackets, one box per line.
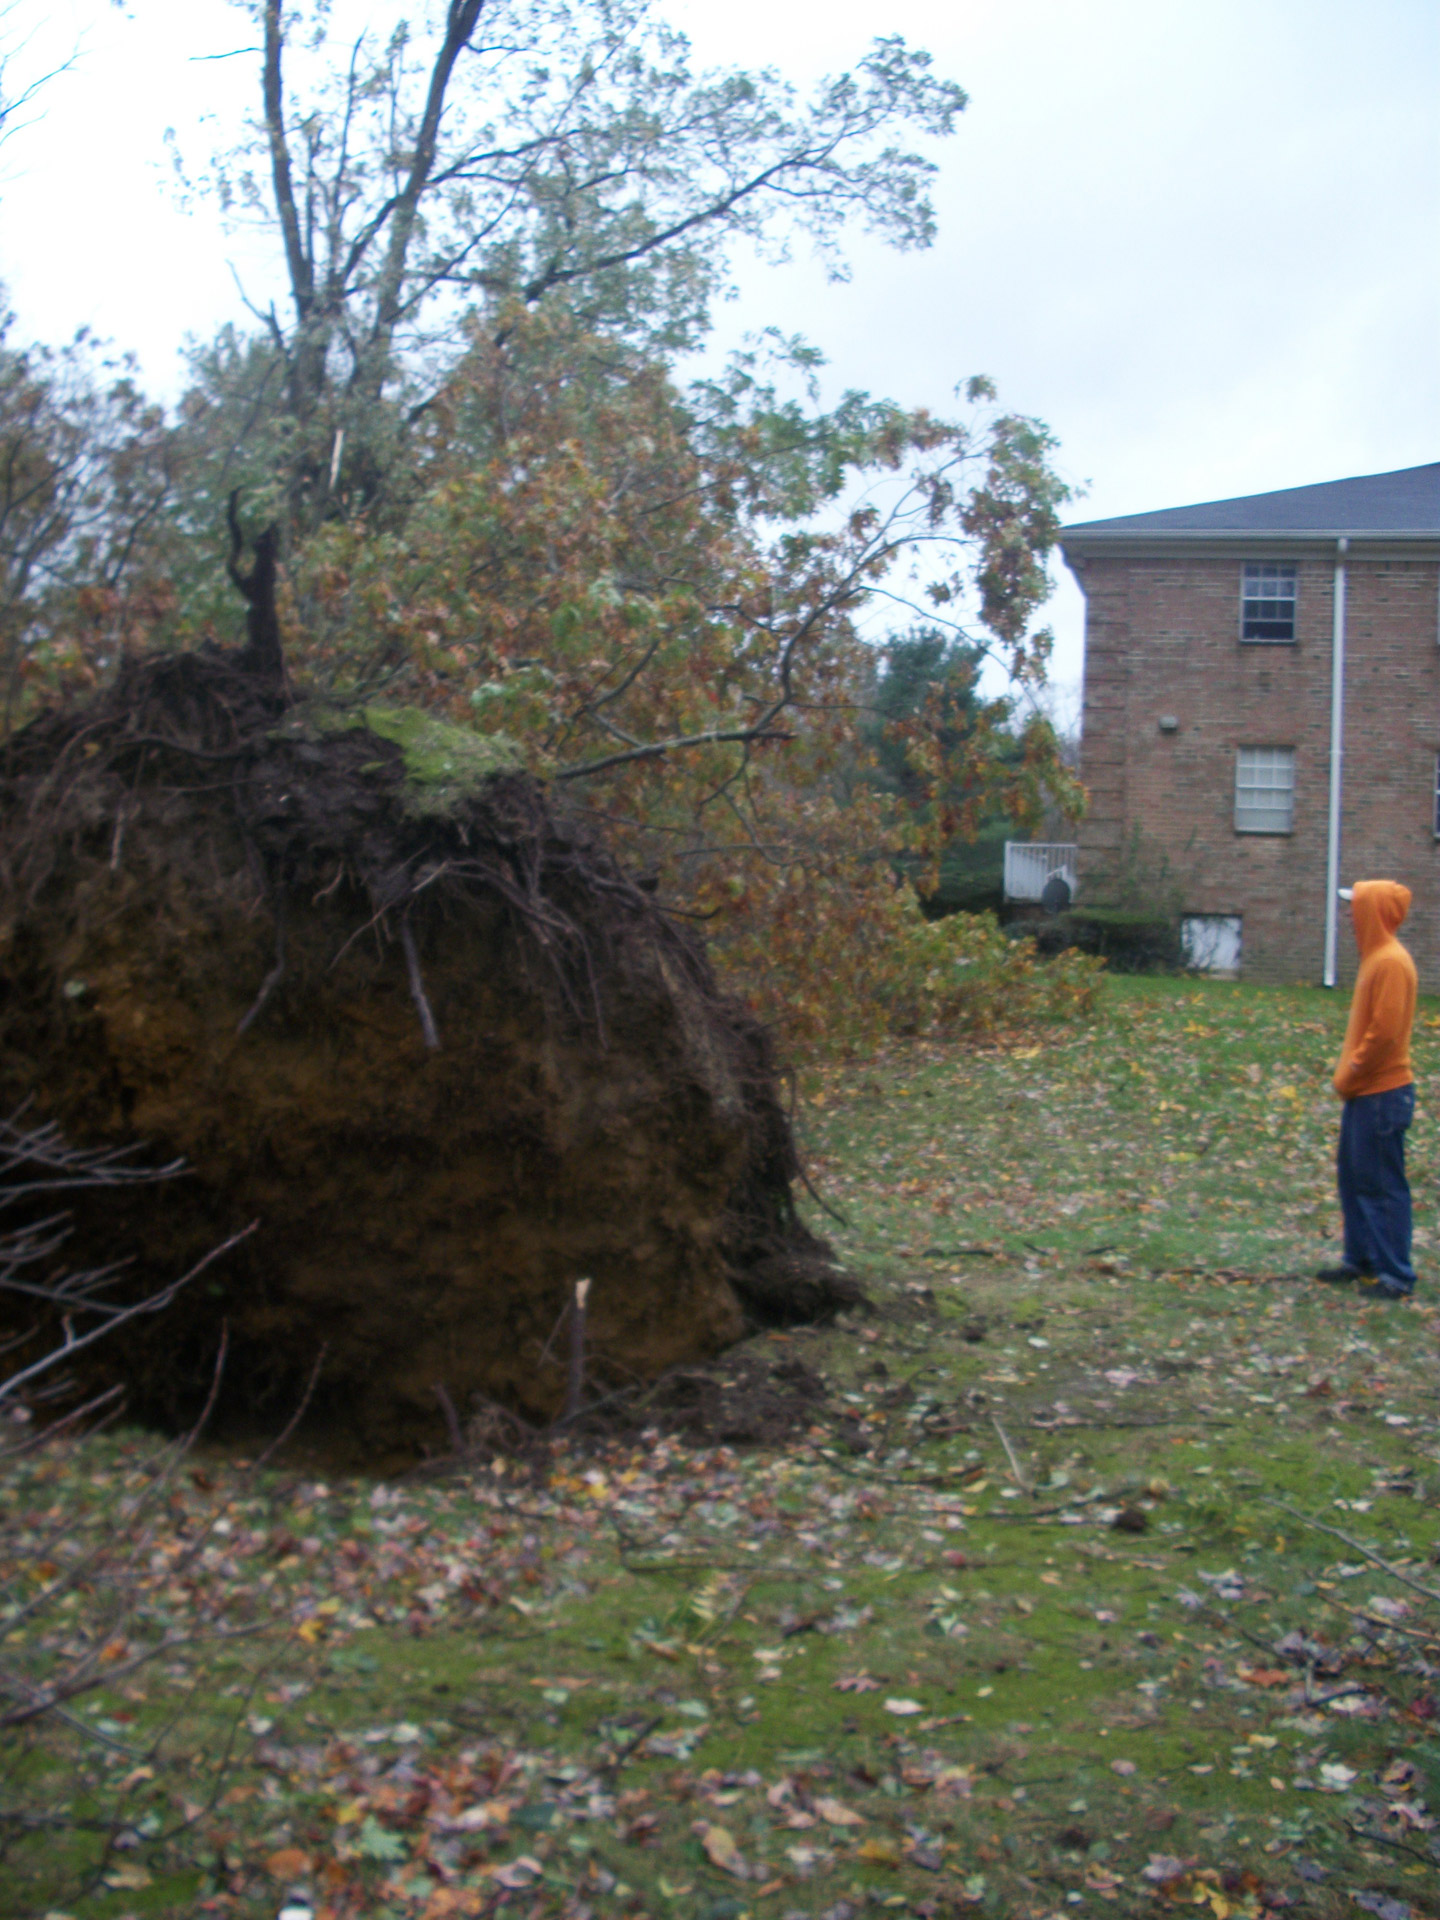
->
[632, 1350, 832, 1448]
[0, 649, 858, 1462]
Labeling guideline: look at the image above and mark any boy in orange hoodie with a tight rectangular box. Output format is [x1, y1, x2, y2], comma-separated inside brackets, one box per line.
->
[1317, 879, 1418, 1299]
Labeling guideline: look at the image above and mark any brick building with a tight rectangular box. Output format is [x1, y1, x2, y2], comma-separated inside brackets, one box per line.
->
[1060, 463, 1440, 987]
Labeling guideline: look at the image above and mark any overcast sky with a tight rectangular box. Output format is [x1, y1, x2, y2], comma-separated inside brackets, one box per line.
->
[1, 0, 1436, 709]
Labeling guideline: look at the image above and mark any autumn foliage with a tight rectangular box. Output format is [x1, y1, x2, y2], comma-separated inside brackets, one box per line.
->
[248, 312, 1095, 1049]
[0, 0, 1096, 1057]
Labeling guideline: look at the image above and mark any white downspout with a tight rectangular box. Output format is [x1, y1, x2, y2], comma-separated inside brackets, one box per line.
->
[1322, 536, 1349, 986]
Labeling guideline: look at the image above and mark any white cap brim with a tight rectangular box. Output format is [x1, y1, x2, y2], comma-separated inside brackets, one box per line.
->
[1338, 887, 1354, 901]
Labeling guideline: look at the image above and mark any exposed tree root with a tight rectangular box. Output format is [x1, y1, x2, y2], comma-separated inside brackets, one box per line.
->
[0, 649, 858, 1460]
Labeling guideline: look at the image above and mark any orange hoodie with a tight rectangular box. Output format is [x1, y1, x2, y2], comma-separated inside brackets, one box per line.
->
[1333, 879, 1417, 1099]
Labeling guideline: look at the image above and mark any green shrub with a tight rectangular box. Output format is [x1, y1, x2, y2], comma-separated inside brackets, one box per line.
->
[912, 822, 1009, 919]
[1018, 908, 1181, 974]
[885, 908, 1106, 1035]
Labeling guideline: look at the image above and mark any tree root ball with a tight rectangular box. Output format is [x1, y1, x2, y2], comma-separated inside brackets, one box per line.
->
[0, 653, 857, 1462]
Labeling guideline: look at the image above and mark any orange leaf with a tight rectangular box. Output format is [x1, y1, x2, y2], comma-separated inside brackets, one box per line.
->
[1237, 1666, 1291, 1688]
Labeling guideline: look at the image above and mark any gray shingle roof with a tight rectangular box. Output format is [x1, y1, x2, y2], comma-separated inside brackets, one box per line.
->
[1062, 462, 1440, 540]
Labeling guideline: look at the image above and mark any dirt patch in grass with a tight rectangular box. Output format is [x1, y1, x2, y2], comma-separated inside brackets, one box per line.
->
[622, 1348, 834, 1448]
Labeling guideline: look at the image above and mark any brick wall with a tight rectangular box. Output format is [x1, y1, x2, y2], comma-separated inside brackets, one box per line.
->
[1070, 546, 1440, 987]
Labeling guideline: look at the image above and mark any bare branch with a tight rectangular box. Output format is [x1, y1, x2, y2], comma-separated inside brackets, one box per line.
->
[0, 1226, 255, 1408]
[553, 724, 794, 781]
[262, 0, 314, 322]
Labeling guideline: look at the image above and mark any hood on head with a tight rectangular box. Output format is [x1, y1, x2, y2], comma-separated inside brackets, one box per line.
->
[1350, 879, 1412, 954]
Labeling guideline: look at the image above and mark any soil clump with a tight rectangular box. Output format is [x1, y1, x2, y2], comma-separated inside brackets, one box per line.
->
[0, 647, 857, 1462]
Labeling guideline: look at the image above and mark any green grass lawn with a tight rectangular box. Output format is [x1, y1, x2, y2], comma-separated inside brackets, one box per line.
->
[7, 975, 1440, 1920]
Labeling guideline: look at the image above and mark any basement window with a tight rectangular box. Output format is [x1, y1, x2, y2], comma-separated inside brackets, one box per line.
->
[1182, 915, 1242, 976]
[1235, 746, 1295, 834]
[1241, 562, 1297, 641]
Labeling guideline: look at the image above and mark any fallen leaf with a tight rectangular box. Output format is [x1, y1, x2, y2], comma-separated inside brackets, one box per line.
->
[935, 1765, 975, 1797]
[699, 1823, 750, 1878]
[1368, 1595, 1410, 1621]
[267, 1846, 312, 1879]
[1237, 1666, 1290, 1688]
[356, 1814, 408, 1862]
[1142, 1854, 1189, 1887]
[785, 1844, 828, 1875]
[883, 1697, 924, 1715]
[1352, 1891, 1414, 1920]
[419, 1892, 482, 1918]
[101, 1865, 152, 1890]
[1110, 1759, 1137, 1776]
[813, 1796, 865, 1827]
[445, 1799, 513, 1832]
[1085, 1868, 1124, 1894]
[488, 1855, 543, 1891]
[857, 1837, 901, 1865]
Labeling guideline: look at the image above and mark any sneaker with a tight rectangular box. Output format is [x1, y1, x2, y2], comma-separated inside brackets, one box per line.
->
[1314, 1264, 1364, 1285]
[1355, 1277, 1411, 1301]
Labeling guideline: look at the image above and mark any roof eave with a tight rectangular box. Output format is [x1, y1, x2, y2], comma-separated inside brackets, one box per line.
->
[1061, 528, 1440, 563]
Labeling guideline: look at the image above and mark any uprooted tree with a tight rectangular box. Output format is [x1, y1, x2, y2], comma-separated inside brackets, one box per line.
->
[0, 3, 1101, 1454]
[0, 611, 867, 1459]
[18, 2, 1084, 1052]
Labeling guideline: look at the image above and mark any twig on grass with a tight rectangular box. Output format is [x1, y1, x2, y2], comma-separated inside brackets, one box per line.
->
[988, 1489, 1121, 1523]
[596, 1714, 662, 1778]
[0, 1666, 149, 1747]
[1326, 1594, 1440, 1650]
[992, 1416, 1031, 1494]
[1343, 1819, 1440, 1866]
[1029, 1414, 1234, 1432]
[1264, 1497, 1440, 1607]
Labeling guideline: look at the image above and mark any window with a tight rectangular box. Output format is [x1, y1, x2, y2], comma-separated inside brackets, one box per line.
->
[1241, 561, 1297, 641]
[1235, 747, 1294, 833]
[1182, 915, 1242, 976]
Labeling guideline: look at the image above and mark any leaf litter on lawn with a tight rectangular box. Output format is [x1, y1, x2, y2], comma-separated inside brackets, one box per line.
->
[9, 976, 1440, 1918]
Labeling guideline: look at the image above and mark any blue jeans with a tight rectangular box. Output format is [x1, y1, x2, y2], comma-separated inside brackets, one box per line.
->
[1337, 1083, 1416, 1292]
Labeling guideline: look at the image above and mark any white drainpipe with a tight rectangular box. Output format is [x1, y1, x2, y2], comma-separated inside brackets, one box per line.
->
[1322, 536, 1349, 987]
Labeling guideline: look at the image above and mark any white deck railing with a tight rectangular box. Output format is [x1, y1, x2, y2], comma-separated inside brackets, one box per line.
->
[1003, 842, 1078, 904]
